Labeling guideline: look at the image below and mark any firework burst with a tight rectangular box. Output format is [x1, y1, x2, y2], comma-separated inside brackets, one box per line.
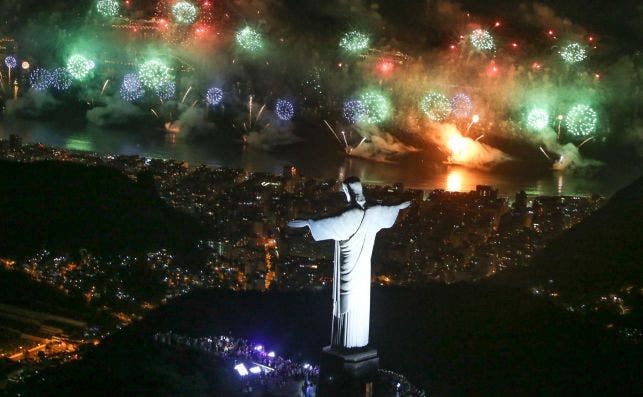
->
[29, 68, 53, 91]
[526, 108, 550, 131]
[96, 0, 119, 17]
[155, 80, 176, 101]
[50, 68, 73, 91]
[356, 89, 392, 124]
[565, 104, 597, 136]
[420, 92, 451, 121]
[275, 99, 294, 121]
[236, 27, 264, 52]
[449, 93, 473, 118]
[172, 1, 198, 25]
[339, 31, 370, 53]
[66, 54, 95, 81]
[560, 43, 587, 64]
[205, 86, 223, 106]
[470, 29, 495, 52]
[119, 73, 145, 102]
[138, 59, 172, 91]
[343, 99, 367, 124]
[4, 56, 17, 69]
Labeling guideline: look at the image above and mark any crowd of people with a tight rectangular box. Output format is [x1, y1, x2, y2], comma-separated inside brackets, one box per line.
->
[153, 331, 428, 396]
[378, 369, 427, 397]
[153, 331, 319, 394]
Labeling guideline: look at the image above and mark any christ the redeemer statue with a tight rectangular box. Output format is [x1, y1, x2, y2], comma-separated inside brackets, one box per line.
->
[288, 177, 410, 349]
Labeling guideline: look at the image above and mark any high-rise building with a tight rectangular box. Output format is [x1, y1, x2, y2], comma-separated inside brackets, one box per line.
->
[282, 165, 298, 178]
[476, 184, 498, 199]
[513, 190, 527, 212]
[9, 134, 22, 149]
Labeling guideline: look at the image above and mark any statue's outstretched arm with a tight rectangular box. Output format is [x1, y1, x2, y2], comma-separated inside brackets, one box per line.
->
[289, 211, 358, 241]
[396, 200, 412, 210]
[287, 219, 310, 228]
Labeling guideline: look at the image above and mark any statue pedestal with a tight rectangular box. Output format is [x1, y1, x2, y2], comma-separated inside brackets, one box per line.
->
[317, 346, 379, 397]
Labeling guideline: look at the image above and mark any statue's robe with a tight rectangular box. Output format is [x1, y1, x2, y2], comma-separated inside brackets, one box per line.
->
[307, 204, 402, 349]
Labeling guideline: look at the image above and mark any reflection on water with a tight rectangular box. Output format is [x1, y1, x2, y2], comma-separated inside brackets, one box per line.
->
[165, 132, 178, 145]
[446, 170, 463, 192]
[0, 119, 636, 197]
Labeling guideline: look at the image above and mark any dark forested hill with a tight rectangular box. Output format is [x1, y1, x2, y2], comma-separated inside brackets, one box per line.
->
[8, 285, 641, 396]
[494, 176, 642, 300]
[0, 160, 205, 257]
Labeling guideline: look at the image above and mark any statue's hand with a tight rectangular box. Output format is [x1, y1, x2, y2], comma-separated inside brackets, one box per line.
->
[287, 219, 310, 228]
[397, 200, 411, 210]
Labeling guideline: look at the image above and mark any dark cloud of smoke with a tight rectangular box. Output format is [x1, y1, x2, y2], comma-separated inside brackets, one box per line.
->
[241, 105, 303, 150]
[349, 128, 418, 163]
[86, 97, 145, 126]
[172, 106, 212, 134]
[5, 90, 60, 118]
[551, 143, 602, 171]
[244, 126, 302, 151]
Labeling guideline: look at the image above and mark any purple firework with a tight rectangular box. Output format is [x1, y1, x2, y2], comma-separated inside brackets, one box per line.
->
[275, 98, 294, 121]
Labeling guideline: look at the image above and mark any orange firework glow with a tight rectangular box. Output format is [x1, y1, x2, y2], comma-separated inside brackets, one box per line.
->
[446, 170, 463, 191]
[447, 133, 475, 163]
[439, 127, 505, 168]
[485, 61, 500, 77]
[376, 58, 394, 76]
[448, 134, 467, 154]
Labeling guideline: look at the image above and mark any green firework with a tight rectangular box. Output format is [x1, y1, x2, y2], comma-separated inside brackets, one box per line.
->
[96, 0, 119, 17]
[138, 59, 172, 91]
[419, 91, 451, 121]
[172, 1, 198, 25]
[470, 29, 495, 52]
[235, 27, 264, 52]
[66, 54, 95, 81]
[356, 88, 392, 124]
[565, 104, 597, 136]
[526, 108, 550, 131]
[560, 43, 587, 64]
[339, 31, 370, 53]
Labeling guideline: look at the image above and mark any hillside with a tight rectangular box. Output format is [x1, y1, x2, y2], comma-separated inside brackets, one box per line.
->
[0, 267, 91, 319]
[0, 160, 206, 257]
[494, 176, 642, 299]
[9, 286, 641, 396]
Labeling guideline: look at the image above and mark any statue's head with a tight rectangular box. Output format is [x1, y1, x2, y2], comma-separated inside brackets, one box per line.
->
[342, 176, 366, 208]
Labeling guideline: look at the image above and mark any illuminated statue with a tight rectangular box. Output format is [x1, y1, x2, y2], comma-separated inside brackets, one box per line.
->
[288, 177, 410, 349]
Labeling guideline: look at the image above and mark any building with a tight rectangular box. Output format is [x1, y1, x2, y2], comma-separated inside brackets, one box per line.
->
[476, 184, 498, 199]
[9, 134, 22, 149]
[513, 190, 527, 212]
[283, 165, 298, 178]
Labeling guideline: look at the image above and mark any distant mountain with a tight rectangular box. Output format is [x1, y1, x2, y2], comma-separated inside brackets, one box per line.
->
[493, 176, 642, 301]
[0, 160, 206, 257]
